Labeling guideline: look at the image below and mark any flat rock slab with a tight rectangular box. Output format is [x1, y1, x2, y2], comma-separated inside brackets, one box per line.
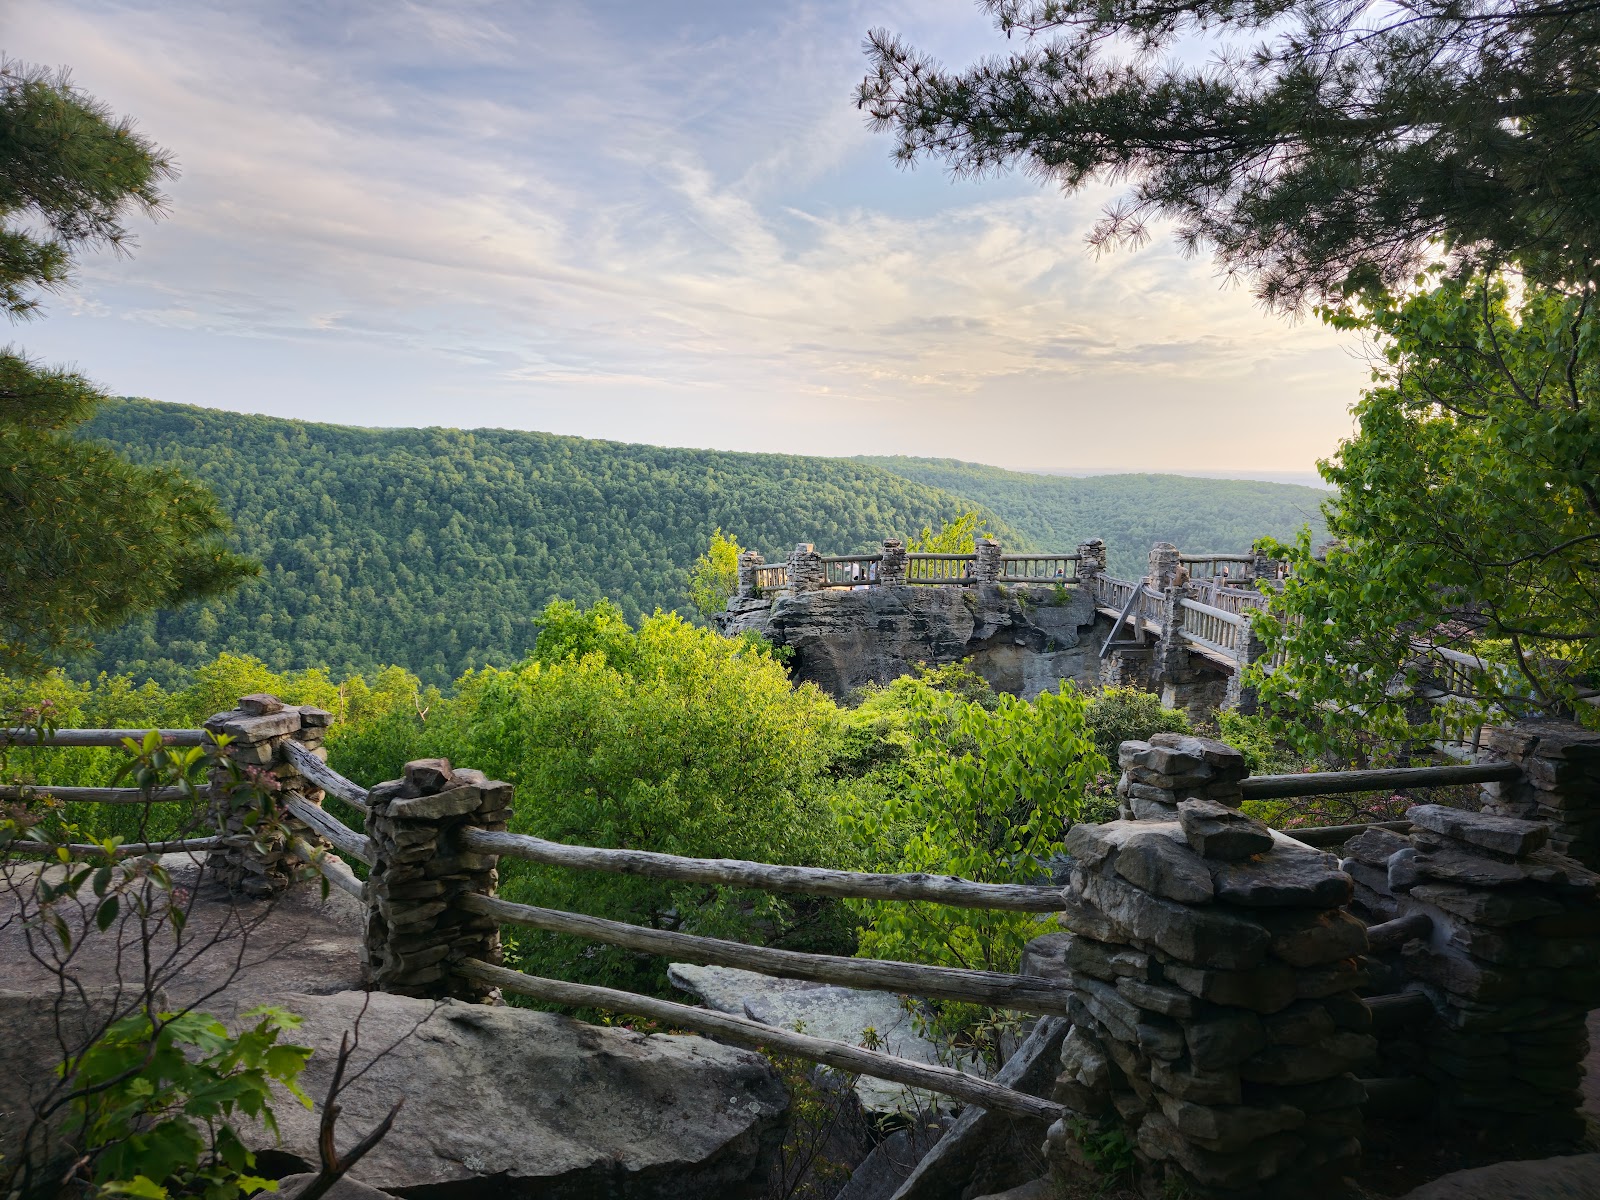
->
[262, 992, 788, 1198]
[1407, 803, 1549, 859]
[669, 963, 958, 1115]
[1, 857, 787, 1198]
[1398, 1154, 1600, 1199]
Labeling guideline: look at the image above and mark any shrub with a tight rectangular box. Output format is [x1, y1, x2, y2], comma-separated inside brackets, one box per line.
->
[1084, 687, 1191, 760]
[453, 601, 849, 994]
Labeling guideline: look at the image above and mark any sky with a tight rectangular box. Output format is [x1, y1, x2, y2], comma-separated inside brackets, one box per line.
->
[8, 0, 1371, 475]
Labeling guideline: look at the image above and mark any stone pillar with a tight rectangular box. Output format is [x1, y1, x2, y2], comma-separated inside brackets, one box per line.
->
[1048, 799, 1369, 1198]
[736, 550, 764, 599]
[1148, 542, 1181, 590]
[1115, 734, 1249, 821]
[1154, 584, 1193, 693]
[787, 542, 826, 594]
[203, 693, 334, 898]
[1377, 804, 1600, 1142]
[1076, 538, 1107, 577]
[364, 758, 512, 1001]
[879, 538, 907, 585]
[972, 537, 1002, 583]
[1477, 721, 1600, 870]
[1223, 616, 1267, 714]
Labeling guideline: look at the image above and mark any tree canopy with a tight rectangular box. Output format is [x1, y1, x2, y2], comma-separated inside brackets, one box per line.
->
[858, 0, 1600, 307]
[1254, 271, 1600, 747]
[0, 63, 254, 675]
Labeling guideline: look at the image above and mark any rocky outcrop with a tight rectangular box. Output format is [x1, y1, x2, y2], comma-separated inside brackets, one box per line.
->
[666, 962, 962, 1116]
[1, 854, 787, 1199]
[1397, 1154, 1600, 1199]
[716, 583, 1108, 699]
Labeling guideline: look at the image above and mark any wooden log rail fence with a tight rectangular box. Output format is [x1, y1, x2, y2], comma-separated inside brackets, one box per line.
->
[7, 708, 1573, 1134]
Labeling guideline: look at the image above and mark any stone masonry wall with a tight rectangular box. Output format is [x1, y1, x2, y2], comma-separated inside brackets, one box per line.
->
[365, 758, 512, 1001]
[1049, 735, 1371, 1198]
[1340, 802, 1600, 1142]
[204, 692, 333, 898]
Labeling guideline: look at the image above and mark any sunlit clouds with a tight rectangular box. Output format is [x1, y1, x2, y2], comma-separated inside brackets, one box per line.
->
[8, 0, 1367, 472]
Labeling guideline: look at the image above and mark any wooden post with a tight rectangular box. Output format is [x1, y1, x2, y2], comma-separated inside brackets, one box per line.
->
[364, 758, 513, 1001]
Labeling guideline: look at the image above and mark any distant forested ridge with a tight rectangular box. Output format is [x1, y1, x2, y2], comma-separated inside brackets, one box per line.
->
[856, 457, 1329, 577]
[78, 400, 1329, 685]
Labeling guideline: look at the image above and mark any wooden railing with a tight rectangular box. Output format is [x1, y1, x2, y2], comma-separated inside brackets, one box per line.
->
[3, 718, 1544, 1127]
[904, 553, 975, 584]
[821, 554, 883, 587]
[1178, 597, 1245, 666]
[998, 554, 1079, 582]
[754, 564, 789, 592]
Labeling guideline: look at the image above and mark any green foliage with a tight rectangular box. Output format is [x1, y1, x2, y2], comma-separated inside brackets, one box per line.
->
[1, 727, 317, 1200]
[1, 60, 175, 319]
[908, 510, 986, 554]
[75, 400, 1338, 686]
[687, 528, 743, 622]
[1255, 272, 1600, 755]
[839, 684, 1104, 1060]
[80, 400, 1026, 686]
[1, 62, 254, 676]
[1065, 1119, 1137, 1193]
[450, 603, 849, 994]
[858, 1, 1600, 308]
[1083, 687, 1191, 761]
[0, 355, 257, 677]
[858, 457, 1327, 578]
[68, 1007, 310, 1200]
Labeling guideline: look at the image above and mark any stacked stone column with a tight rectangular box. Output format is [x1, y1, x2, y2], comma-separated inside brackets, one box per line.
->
[1051, 737, 1370, 1197]
[364, 758, 512, 1001]
[1147, 542, 1181, 590]
[1477, 720, 1600, 870]
[1223, 616, 1267, 715]
[736, 550, 765, 599]
[787, 542, 826, 594]
[1116, 733, 1249, 822]
[972, 537, 1002, 583]
[1344, 803, 1600, 1142]
[203, 693, 334, 898]
[1076, 538, 1107, 577]
[879, 538, 907, 585]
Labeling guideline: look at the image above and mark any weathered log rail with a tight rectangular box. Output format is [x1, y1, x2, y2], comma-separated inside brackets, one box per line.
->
[11, 707, 1570, 1143]
[457, 827, 1066, 912]
[2, 727, 214, 748]
[456, 958, 1062, 1121]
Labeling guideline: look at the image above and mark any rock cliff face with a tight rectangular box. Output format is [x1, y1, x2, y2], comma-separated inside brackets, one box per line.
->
[716, 584, 1110, 700]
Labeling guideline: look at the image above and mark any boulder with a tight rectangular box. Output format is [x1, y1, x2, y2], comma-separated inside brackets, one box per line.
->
[667, 963, 960, 1115]
[1398, 1154, 1600, 1199]
[0, 857, 787, 1198]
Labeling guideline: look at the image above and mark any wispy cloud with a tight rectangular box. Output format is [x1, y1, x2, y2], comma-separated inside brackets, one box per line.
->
[8, 0, 1367, 470]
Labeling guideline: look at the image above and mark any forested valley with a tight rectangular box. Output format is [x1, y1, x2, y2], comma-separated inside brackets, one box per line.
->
[82, 399, 1328, 686]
